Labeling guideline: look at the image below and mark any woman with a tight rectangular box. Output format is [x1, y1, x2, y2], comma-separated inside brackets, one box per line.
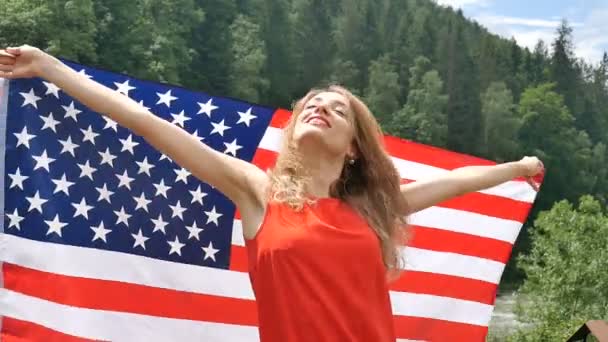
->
[0, 45, 544, 341]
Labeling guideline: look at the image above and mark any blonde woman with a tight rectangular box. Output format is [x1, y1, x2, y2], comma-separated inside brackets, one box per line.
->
[0, 45, 544, 342]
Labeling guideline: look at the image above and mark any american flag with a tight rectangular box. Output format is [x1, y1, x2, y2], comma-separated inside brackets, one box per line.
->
[0, 61, 540, 341]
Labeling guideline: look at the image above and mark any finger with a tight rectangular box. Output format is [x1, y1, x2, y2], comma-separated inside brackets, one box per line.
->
[0, 50, 17, 58]
[0, 64, 14, 72]
[0, 56, 16, 65]
[0, 70, 15, 79]
[526, 177, 539, 191]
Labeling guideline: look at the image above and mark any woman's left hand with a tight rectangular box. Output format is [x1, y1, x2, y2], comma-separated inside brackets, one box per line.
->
[518, 156, 545, 191]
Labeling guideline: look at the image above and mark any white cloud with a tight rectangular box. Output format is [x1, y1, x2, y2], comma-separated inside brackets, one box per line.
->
[473, 11, 607, 64]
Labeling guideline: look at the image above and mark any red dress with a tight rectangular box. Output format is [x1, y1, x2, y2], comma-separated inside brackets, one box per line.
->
[245, 198, 396, 341]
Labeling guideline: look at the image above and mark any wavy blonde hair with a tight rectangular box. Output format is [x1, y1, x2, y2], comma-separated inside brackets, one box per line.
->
[267, 85, 409, 277]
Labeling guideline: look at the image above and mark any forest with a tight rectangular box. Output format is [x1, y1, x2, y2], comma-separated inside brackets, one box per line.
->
[2, 0, 607, 339]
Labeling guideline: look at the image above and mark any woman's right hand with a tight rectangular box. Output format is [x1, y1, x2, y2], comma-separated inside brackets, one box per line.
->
[0, 45, 50, 79]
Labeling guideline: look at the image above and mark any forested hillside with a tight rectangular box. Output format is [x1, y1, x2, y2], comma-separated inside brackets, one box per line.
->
[2, 0, 607, 288]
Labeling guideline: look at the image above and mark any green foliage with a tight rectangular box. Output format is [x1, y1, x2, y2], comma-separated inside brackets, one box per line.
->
[363, 55, 401, 126]
[507, 195, 608, 341]
[228, 14, 269, 103]
[481, 82, 520, 161]
[389, 56, 447, 146]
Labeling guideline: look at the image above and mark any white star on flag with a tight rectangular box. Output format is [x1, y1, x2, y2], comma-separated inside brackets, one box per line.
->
[81, 125, 100, 144]
[169, 200, 187, 220]
[42, 81, 60, 98]
[202, 241, 220, 262]
[6, 209, 24, 230]
[186, 221, 204, 240]
[72, 198, 94, 219]
[77, 160, 97, 180]
[197, 98, 218, 117]
[204, 206, 222, 226]
[96, 183, 114, 203]
[133, 192, 151, 212]
[20, 88, 41, 108]
[189, 185, 207, 205]
[8, 168, 28, 190]
[156, 90, 177, 107]
[13, 126, 36, 148]
[26, 191, 47, 213]
[114, 207, 132, 227]
[40, 112, 61, 133]
[120, 134, 139, 155]
[59, 136, 79, 157]
[32, 150, 55, 172]
[151, 214, 168, 234]
[170, 110, 191, 127]
[62, 102, 82, 121]
[45, 214, 68, 237]
[51, 174, 75, 196]
[103, 116, 118, 131]
[136, 157, 154, 176]
[237, 107, 257, 126]
[131, 229, 149, 250]
[91, 222, 111, 243]
[116, 170, 134, 190]
[114, 80, 136, 96]
[138, 100, 150, 111]
[99, 148, 117, 167]
[223, 139, 242, 156]
[174, 167, 190, 184]
[78, 69, 93, 79]
[210, 119, 231, 136]
[153, 179, 171, 198]
[167, 236, 186, 256]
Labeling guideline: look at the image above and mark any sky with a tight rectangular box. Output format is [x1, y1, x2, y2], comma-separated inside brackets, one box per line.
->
[435, 0, 608, 64]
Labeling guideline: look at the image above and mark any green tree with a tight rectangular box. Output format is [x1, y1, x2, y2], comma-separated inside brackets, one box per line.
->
[363, 54, 402, 126]
[180, 0, 235, 94]
[508, 195, 608, 341]
[389, 56, 448, 147]
[517, 83, 594, 210]
[550, 20, 579, 113]
[480, 82, 521, 161]
[228, 14, 269, 102]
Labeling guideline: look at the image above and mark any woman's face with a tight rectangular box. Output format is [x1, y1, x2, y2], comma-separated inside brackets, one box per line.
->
[292, 91, 356, 158]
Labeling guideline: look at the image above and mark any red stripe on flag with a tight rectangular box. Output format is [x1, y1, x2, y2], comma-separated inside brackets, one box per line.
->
[230, 244, 249, 271]
[383, 135, 496, 170]
[393, 315, 488, 341]
[269, 108, 292, 128]
[389, 271, 497, 305]
[3, 263, 259, 326]
[408, 226, 514, 263]
[1, 316, 94, 342]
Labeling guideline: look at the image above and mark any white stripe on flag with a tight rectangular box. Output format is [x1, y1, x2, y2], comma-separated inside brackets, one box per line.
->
[400, 247, 506, 284]
[0, 233, 255, 300]
[259, 126, 535, 202]
[0, 288, 260, 342]
[390, 292, 495, 326]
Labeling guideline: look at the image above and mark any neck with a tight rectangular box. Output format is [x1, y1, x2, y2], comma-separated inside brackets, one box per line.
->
[296, 144, 345, 199]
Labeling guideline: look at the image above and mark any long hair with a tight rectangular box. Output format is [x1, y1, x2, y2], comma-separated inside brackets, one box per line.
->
[267, 85, 410, 277]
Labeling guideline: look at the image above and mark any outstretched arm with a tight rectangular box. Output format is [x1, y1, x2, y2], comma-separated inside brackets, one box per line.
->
[0, 45, 268, 212]
[401, 157, 544, 214]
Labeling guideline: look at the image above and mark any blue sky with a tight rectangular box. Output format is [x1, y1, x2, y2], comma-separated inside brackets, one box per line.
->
[435, 0, 608, 64]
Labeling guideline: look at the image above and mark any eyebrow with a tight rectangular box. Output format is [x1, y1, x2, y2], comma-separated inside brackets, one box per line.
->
[311, 96, 348, 108]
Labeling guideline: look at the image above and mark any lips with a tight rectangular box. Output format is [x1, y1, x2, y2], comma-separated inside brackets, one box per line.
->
[304, 115, 331, 128]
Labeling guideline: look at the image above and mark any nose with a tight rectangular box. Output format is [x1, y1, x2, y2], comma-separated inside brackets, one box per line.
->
[314, 102, 330, 116]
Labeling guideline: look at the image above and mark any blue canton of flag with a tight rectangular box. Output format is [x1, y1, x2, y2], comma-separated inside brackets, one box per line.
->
[3, 60, 274, 269]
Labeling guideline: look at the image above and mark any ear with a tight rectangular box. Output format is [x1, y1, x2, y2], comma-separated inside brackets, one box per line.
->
[347, 141, 358, 160]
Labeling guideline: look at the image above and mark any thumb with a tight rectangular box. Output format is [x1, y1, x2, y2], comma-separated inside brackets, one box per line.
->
[6, 47, 22, 55]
